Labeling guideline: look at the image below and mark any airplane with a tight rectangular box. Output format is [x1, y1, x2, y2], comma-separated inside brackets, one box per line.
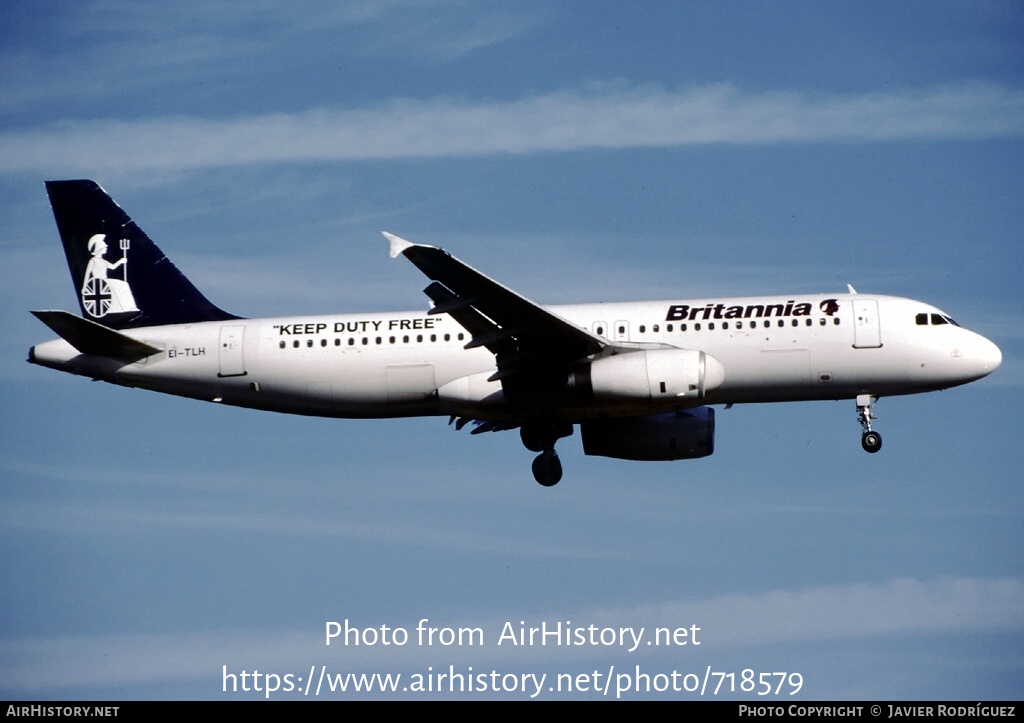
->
[29, 180, 1002, 486]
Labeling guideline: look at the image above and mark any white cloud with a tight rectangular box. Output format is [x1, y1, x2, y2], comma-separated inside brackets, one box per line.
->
[3, 83, 1022, 175]
[621, 577, 1024, 647]
[0, 1, 547, 111]
[0, 495, 623, 562]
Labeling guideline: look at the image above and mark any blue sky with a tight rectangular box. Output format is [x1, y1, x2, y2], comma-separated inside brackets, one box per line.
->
[1, 1, 1022, 700]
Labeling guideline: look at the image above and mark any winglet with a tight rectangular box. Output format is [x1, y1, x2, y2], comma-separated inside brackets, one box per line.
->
[382, 231, 416, 259]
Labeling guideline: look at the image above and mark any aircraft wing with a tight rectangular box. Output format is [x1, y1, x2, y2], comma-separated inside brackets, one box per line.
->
[385, 232, 607, 404]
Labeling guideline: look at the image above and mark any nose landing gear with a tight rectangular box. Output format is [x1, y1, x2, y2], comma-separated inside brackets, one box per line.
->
[857, 394, 882, 453]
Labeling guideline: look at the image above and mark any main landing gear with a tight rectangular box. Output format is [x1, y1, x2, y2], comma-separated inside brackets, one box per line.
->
[856, 394, 882, 453]
[521, 420, 573, 487]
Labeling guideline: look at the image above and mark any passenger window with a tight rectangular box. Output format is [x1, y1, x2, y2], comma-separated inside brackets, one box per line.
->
[639, 325, 646, 333]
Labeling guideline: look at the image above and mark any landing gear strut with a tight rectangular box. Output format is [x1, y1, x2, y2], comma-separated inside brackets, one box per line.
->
[856, 394, 882, 453]
[521, 420, 573, 486]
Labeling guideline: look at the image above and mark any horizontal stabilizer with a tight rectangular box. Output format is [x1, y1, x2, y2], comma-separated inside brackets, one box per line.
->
[31, 310, 161, 360]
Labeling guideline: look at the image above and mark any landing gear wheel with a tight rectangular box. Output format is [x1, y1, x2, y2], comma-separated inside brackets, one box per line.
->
[861, 431, 882, 453]
[532, 449, 562, 487]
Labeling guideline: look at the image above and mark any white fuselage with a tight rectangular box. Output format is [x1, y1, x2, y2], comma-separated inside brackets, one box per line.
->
[29, 293, 1001, 422]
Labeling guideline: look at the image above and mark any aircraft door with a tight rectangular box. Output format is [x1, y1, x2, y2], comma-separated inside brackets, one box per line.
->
[218, 325, 247, 377]
[614, 320, 630, 343]
[853, 299, 882, 348]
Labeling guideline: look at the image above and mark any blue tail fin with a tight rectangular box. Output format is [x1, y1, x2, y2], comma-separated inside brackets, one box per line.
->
[45, 180, 239, 329]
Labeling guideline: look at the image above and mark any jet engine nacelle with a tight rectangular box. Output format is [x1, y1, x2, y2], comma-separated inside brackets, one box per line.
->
[580, 406, 715, 461]
[576, 349, 724, 401]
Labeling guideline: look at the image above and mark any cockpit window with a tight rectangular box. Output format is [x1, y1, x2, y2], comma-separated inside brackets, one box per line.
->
[917, 312, 961, 327]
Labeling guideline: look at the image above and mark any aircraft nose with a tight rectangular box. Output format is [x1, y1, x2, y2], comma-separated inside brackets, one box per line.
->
[958, 332, 1002, 384]
[976, 335, 1002, 376]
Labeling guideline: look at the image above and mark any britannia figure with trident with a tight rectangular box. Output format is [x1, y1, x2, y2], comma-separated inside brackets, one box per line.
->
[80, 233, 139, 318]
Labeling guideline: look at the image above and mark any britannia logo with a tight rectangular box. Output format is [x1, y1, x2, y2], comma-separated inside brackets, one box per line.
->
[81, 234, 140, 318]
[819, 299, 840, 316]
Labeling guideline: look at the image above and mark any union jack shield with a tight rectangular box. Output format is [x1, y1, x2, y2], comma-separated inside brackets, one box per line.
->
[81, 277, 112, 317]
